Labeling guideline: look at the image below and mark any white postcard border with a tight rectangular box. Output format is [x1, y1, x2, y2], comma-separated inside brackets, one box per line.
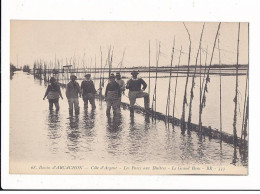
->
[2, 0, 260, 190]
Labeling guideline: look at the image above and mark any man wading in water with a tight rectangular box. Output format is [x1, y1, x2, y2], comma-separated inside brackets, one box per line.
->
[43, 77, 63, 111]
[66, 75, 81, 115]
[81, 74, 96, 110]
[126, 71, 150, 113]
[105, 74, 121, 116]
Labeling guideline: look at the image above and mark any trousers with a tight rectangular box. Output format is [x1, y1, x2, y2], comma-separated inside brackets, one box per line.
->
[106, 91, 120, 115]
[49, 98, 59, 111]
[128, 91, 150, 109]
[106, 99, 120, 115]
[68, 98, 80, 114]
[83, 93, 96, 109]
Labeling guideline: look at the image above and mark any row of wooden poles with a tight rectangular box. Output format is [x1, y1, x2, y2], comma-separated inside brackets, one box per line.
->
[33, 45, 125, 90]
[148, 22, 248, 147]
[32, 22, 248, 147]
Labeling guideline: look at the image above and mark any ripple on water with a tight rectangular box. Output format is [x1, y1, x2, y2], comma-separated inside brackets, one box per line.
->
[10, 72, 248, 168]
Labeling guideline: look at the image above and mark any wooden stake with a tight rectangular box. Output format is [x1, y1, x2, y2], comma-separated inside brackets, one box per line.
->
[166, 37, 175, 125]
[218, 35, 223, 139]
[152, 42, 161, 121]
[110, 47, 114, 75]
[233, 22, 240, 146]
[199, 45, 202, 128]
[199, 46, 208, 130]
[187, 23, 205, 130]
[172, 46, 182, 128]
[181, 23, 192, 134]
[200, 22, 221, 132]
[148, 40, 151, 98]
[99, 47, 103, 93]
[243, 96, 249, 142]
[241, 68, 248, 142]
[119, 48, 126, 73]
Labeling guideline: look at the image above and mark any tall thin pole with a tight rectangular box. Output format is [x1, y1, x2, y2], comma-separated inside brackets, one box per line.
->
[233, 22, 240, 146]
[106, 45, 111, 79]
[148, 41, 151, 98]
[172, 46, 182, 128]
[241, 68, 248, 141]
[199, 45, 202, 127]
[181, 23, 192, 134]
[155, 43, 160, 120]
[166, 37, 175, 124]
[218, 35, 223, 138]
[201, 23, 221, 132]
[99, 47, 103, 97]
[152, 42, 160, 121]
[243, 96, 249, 142]
[187, 23, 205, 130]
[110, 47, 114, 75]
[199, 46, 208, 131]
[119, 48, 126, 73]
[201, 46, 208, 101]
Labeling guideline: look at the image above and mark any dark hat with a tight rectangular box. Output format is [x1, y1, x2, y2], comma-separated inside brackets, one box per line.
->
[85, 74, 91, 77]
[109, 73, 115, 79]
[70, 75, 77, 79]
[116, 72, 121, 76]
[131, 70, 139, 75]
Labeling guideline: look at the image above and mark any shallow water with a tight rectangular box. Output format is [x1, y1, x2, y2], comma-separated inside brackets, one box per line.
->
[10, 72, 247, 168]
[59, 70, 247, 135]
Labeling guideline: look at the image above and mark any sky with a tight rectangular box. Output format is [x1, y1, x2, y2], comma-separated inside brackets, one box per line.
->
[10, 21, 248, 68]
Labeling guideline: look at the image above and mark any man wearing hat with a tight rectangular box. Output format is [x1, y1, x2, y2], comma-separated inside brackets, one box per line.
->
[126, 70, 150, 111]
[115, 72, 125, 104]
[81, 74, 96, 109]
[43, 77, 63, 111]
[66, 75, 81, 115]
[105, 74, 121, 116]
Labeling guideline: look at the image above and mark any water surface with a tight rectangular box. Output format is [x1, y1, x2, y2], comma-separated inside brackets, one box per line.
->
[10, 72, 247, 168]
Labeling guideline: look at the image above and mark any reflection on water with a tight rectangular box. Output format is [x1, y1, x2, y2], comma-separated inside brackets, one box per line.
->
[83, 109, 96, 130]
[10, 72, 248, 168]
[47, 112, 61, 154]
[179, 134, 194, 164]
[47, 112, 61, 139]
[67, 116, 81, 153]
[197, 136, 208, 163]
[106, 113, 124, 156]
[107, 112, 123, 132]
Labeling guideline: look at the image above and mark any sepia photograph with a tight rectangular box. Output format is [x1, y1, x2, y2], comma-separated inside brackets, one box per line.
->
[9, 21, 248, 175]
[3, 0, 260, 190]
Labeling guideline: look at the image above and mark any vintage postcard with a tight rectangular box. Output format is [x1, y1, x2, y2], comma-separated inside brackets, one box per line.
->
[9, 21, 248, 175]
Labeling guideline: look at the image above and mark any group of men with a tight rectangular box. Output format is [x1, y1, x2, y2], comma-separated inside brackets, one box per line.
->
[43, 70, 150, 116]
